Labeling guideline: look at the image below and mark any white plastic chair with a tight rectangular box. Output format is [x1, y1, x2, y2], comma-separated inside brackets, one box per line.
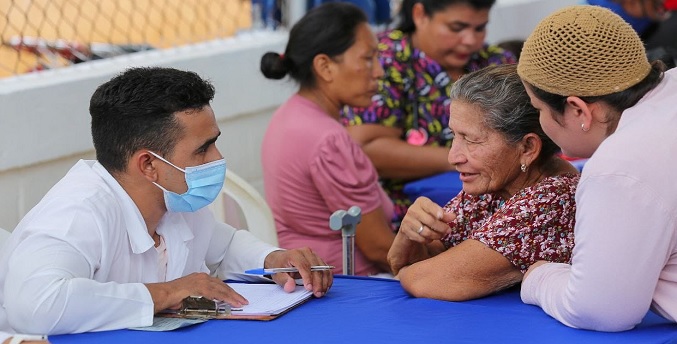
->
[211, 170, 279, 247]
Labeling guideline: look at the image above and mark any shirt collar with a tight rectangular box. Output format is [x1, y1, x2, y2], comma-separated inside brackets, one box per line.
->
[91, 161, 156, 254]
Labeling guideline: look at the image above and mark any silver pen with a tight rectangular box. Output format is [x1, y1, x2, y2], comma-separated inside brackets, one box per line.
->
[244, 265, 335, 275]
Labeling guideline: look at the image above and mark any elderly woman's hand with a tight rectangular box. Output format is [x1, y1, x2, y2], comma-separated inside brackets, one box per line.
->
[400, 197, 455, 243]
[387, 197, 456, 275]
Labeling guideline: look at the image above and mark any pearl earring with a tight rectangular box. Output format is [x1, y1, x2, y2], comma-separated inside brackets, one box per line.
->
[581, 123, 590, 132]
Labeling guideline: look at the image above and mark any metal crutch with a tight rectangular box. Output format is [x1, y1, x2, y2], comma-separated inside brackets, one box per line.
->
[329, 206, 362, 276]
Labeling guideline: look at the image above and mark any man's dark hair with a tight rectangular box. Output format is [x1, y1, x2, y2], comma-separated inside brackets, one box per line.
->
[90, 67, 215, 174]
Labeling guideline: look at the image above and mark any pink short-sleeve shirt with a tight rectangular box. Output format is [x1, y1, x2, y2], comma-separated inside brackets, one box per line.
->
[262, 94, 394, 276]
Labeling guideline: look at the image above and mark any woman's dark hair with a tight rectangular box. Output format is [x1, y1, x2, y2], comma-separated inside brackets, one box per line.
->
[397, 0, 496, 34]
[260, 2, 367, 88]
[450, 64, 560, 166]
[528, 61, 666, 129]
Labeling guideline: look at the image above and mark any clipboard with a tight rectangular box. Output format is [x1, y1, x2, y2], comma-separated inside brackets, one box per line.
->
[159, 296, 232, 320]
[158, 284, 314, 321]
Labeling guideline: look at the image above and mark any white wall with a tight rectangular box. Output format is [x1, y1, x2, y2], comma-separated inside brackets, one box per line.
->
[0, 31, 295, 231]
[486, 0, 580, 44]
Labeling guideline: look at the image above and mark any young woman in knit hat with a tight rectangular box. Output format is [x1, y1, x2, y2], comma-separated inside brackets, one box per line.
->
[517, 5, 677, 332]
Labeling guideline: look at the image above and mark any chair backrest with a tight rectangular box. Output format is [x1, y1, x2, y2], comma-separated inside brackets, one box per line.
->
[210, 170, 279, 247]
[0, 227, 11, 251]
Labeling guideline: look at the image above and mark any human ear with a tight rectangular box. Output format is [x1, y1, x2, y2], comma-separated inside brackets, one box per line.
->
[312, 54, 334, 83]
[519, 133, 542, 167]
[564, 96, 593, 130]
[135, 151, 158, 182]
[412, 3, 427, 29]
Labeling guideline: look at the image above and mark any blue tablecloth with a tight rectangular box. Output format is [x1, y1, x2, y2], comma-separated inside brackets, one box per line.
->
[403, 171, 463, 206]
[51, 276, 677, 344]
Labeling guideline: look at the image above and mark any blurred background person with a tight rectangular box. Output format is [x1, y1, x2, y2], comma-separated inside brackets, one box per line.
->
[389, 64, 578, 301]
[584, 0, 677, 67]
[342, 0, 515, 225]
[261, 2, 396, 276]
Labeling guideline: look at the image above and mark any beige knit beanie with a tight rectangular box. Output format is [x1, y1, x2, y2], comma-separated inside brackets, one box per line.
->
[518, 5, 651, 97]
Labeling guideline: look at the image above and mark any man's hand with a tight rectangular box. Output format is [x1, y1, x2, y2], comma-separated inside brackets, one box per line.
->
[264, 248, 333, 297]
[145, 272, 248, 313]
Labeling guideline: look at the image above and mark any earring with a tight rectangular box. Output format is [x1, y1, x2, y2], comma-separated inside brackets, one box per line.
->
[581, 123, 590, 132]
[520, 163, 527, 173]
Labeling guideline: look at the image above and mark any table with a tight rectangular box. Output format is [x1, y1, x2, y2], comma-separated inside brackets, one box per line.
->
[51, 276, 677, 344]
[403, 171, 463, 206]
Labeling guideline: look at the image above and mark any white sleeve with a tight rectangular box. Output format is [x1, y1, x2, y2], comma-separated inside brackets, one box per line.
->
[206, 221, 279, 279]
[4, 210, 153, 334]
[521, 174, 675, 331]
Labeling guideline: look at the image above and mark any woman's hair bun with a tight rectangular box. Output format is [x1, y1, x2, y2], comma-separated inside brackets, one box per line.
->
[260, 52, 290, 80]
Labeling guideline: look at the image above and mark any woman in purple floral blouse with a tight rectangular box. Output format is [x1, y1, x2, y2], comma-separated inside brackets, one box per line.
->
[341, 0, 515, 225]
[387, 64, 579, 301]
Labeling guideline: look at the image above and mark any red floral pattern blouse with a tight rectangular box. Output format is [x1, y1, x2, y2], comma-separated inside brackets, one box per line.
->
[441, 173, 579, 273]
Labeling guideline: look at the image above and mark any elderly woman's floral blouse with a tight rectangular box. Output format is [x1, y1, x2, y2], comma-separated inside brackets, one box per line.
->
[441, 173, 579, 273]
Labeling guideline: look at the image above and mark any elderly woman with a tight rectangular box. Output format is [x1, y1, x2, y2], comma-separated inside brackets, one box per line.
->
[341, 0, 515, 225]
[260, 3, 395, 276]
[387, 64, 579, 301]
[519, 6, 677, 331]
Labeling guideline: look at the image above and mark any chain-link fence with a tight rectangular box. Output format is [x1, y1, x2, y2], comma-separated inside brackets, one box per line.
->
[0, 0, 254, 78]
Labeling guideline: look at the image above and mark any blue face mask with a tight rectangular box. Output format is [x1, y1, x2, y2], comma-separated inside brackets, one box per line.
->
[149, 151, 226, 212]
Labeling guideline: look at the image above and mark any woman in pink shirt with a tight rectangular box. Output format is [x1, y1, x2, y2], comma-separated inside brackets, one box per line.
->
[519, 6, 677, 331]
[260, 3, 395, 276]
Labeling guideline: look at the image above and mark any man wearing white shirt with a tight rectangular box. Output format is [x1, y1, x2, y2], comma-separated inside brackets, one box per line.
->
[0, 67, 332, 335]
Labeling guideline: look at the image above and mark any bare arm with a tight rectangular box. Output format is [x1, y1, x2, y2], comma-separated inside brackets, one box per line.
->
[399, 239, 523, 301]
[355, 206, 397, 273]
[389, 197, 522, 300]
[347, 124, 454, 180]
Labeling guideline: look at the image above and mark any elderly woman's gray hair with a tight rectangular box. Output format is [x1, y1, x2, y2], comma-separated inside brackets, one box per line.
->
[449, 64, 559, 162]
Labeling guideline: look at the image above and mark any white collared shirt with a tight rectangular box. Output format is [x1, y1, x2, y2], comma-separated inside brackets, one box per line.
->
[0, 160, 277, 334]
